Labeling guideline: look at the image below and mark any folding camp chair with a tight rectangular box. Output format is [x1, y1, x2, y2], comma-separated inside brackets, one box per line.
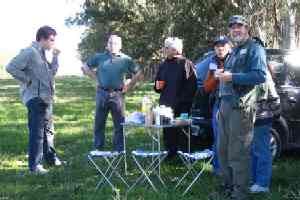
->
[128, 149, 168, 192]
[175, 149, 214, 195]
[124, 123, 170, 192]
[87, 150, 129, 191]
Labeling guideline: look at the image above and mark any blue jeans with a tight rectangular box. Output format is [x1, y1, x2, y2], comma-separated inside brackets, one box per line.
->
[212, 102, 220, 174]
[26, 97, 57, 171]
[251, 122, 272, 187]
[93, 89, 125, 151]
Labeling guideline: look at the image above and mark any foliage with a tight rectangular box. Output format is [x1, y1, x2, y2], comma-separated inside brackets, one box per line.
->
[68, 0, 300, 65]
[67, 0, 239, 62]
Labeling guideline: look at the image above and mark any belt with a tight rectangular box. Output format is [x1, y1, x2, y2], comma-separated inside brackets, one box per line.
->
[99, 86, 122, 92]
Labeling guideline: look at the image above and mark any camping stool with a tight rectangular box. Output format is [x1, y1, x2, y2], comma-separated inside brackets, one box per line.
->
[175, 149, 214, 195]
[127, 150, 168, 192]
[87, 150, 129, 191]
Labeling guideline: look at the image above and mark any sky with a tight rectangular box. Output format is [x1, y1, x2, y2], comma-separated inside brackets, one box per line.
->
[0, 0, 86, 75]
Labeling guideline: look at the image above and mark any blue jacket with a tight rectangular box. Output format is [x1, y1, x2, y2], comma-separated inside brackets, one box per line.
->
[219, 39, 267, 100]
[195, 53, 215, 88]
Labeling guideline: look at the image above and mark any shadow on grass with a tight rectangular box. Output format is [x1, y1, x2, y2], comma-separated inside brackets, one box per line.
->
[1, 76, 299, 200]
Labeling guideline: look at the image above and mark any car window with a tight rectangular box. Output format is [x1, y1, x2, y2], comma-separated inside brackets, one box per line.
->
[266, 49, 300, 87]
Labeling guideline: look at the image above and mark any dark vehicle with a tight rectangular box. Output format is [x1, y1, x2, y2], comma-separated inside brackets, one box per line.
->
[191, 49, 300, 158]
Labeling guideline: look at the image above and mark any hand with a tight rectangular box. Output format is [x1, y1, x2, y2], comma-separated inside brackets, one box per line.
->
[156, 80, 165, 90]
[81, 66, 97, 80]
[155, 81, 160, 90]
[122, 84, 128, 93]
[96, 80, 100, 88]
[27, 80, 32, 87]
[52, 48, 61, 56]
[218, 71, 232, 82]
[214, 68, 224, 78]
[81, 66, 87, 75]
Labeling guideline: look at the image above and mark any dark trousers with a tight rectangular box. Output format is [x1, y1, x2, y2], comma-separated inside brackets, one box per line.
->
[93, 89, 124, 151]
[163, 102, 191, 155]
[217, 99, 255, 200]
[26, 97, 57, 171]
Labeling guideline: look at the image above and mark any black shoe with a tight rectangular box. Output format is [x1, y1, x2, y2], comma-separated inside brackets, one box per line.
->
[209, 184, 232, 200]
[208, 191, 232, 200]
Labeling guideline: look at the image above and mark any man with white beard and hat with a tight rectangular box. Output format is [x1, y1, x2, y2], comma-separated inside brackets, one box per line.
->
[154, 37, 197, 159]
[214, 15, 267, 200]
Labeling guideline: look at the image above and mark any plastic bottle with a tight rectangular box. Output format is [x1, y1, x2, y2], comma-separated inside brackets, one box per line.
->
[153, 106, 160, 125]
[142, 96, 151, 113]
[142, 96, 154, 125]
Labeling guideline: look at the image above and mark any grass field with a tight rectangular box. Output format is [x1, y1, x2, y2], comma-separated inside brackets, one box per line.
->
[0, 76, 299, 200]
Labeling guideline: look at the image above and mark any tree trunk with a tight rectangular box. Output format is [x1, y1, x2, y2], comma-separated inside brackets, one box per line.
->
[287, 0, 297, 49]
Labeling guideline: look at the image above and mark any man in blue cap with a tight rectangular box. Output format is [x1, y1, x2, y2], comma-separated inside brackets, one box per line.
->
[215, 15, 267, 200]
[202, 36, 231, 175]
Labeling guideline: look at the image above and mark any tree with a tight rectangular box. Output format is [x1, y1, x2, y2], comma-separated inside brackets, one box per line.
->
[67, 0, 239, 63]
[67, 0, 300, 68]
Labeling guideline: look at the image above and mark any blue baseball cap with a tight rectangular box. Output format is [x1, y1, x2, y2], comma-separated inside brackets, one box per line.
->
[228, 15, 248, 27]
[213, 36, 230, 46]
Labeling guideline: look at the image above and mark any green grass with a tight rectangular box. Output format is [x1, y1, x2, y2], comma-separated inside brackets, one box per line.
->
[0, 76, 300, 200]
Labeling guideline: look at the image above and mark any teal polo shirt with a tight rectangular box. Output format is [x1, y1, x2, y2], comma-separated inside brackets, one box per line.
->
[87, 51, 137, 89]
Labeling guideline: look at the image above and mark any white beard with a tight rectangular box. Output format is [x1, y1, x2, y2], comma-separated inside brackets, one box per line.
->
[231, 35, 244, 43]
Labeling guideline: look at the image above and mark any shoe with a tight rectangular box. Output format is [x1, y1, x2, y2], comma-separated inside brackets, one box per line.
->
[208, 191, 232, 200]
[54, 157, 62, 166]
[53, 157, 67, 166]
[30, 165, 48, 175]
[48, 157, 66, 166]
[249, 184, 269, 193]
[208, 184, 232, 200]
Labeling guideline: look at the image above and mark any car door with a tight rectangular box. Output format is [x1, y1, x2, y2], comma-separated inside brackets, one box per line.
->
[279, 61, 300, 146]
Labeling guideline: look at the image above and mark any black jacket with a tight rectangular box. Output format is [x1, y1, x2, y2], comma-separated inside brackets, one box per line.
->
[154, 56, 197, 114]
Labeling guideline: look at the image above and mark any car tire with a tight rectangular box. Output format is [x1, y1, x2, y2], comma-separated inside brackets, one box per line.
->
[270, 128, 282, 159]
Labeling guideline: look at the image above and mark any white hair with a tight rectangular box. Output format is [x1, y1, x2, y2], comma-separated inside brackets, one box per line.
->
[164, 37, 183, 54]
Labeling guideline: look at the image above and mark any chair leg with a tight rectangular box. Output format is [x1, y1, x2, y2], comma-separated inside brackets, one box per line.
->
[139, 155, 167, 187]
[175, 155, 199, 189]
[88, 155, 116, 191]
[88, 154, 128, 191]
[128, 155, 158, 192]
[106, 156, 129, 188]
[95, 156, 119, 188]
[128, 153, 168, 193]
[182, 156, 214, 195]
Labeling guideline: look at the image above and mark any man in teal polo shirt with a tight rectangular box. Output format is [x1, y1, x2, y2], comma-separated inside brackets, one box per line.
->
[216, 15, 267, 200]
[82, 35, 138, 151]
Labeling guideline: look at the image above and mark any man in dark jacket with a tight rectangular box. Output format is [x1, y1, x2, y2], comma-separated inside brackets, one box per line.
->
[154, 37, 197, 158]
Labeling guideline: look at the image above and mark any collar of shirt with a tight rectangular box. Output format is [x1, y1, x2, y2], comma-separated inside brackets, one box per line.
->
[106, 51, 123, 57]
[31, 41, 44, 53]
[31, 41, 49, 63]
